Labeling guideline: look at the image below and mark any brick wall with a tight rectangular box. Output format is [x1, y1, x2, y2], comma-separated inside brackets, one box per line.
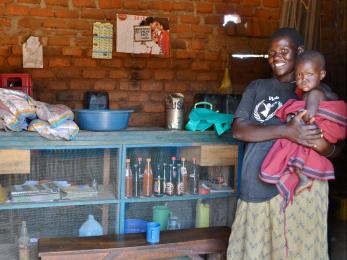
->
[0, 0, 280, 126]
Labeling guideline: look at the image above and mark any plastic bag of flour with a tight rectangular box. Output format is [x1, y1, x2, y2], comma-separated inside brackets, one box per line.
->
[28, 119, 79, 140]
[33, 101, 74, 127]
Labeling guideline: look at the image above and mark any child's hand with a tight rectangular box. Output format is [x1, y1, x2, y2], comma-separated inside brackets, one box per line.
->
[308, 117, 316, 125]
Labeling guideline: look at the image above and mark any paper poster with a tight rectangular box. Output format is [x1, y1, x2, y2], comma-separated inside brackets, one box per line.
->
[92, 22, 113, 59]
[23, 36, 43, 68]
[116, 14, 170, 56]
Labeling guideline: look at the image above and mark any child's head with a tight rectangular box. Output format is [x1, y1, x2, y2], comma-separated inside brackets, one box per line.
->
[295, 50, 326, 92]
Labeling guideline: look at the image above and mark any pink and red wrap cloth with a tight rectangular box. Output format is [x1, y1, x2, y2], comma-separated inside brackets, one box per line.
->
[260, 99, 347, 210]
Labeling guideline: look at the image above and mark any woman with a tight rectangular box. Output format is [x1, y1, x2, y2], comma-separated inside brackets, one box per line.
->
[227, 28, 335, 260]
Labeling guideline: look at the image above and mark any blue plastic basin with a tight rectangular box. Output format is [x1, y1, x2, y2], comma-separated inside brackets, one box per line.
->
[74, 109, 133, 131]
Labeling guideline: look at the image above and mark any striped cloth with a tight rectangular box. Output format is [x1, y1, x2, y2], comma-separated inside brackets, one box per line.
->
[227, 180, 329, 260]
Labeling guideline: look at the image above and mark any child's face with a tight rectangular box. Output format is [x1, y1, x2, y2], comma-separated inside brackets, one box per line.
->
[295, 60, 326, 92]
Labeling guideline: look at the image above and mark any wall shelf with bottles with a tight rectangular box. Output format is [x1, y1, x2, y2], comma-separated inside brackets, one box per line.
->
[0, 129, 243, 258]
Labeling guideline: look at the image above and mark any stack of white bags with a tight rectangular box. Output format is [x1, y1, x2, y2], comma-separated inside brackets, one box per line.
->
[0, 88, 79, 140]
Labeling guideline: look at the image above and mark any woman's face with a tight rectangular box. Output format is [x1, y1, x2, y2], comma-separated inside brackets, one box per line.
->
[268, 36, 299, 82]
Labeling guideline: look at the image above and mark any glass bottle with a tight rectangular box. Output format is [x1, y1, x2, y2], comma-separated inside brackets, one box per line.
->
[137, 157, 143, 196]
[162, 162, 167, 194]
[176, 163, 184, 196]
[143, 158, 153, 197]
[181, 157, 188, 194]
[171, 156, 177, 179]
[189, 157, 199, 195]
[166, 163, 174, 196]
[18, 221, 30, 260]
[125, 158, 133, 198]
[133, 163, 140, 197]
[153, 163, 163, 197]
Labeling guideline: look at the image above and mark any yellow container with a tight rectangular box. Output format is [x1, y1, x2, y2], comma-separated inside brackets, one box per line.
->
[195, 199, 210, 228]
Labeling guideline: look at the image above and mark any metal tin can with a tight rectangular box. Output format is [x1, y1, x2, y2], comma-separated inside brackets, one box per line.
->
[166, 93, 184, 130]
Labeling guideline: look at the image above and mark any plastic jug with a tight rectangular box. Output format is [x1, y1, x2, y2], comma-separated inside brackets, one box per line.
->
[79, 214, 103, 237]
[153, 205, 171, 231]
[195, 200, 210, 228]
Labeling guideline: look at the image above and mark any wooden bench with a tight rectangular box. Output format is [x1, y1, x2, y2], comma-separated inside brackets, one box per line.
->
[38, 226, 231, 260]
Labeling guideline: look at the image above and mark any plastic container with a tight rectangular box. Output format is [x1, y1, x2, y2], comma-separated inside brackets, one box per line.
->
[0, 73, 32, 96]
[124, 219, 148, 233]
[79, 214, 103, 237]
[84, 91, 109, 110]
[74, 109, 133, 131]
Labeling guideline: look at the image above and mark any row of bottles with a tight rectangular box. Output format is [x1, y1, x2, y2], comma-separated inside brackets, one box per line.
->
[125, 156, 199, 198]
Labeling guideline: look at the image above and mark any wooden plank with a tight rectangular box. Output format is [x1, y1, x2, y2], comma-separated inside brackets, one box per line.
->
[0, 150, 30, 174]
[102, 149, 111, 235]
[180, 145, 237, 166]
[38, 227, 230, 260]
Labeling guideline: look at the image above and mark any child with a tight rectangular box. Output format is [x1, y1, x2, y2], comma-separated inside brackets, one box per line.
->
[260, 50, 347, 210]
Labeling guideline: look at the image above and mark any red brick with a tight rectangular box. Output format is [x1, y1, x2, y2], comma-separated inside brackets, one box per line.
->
[70, 79, 94, 90]
[205, 16, 222, 25]
[18, 17, 43, 28]
[94, 80, 117, 90]
[171, 24, 191, 33]
[242, 0, 261, 6]
[6, 5, 30, 16]
[180, 15, 200, 24]
[62, 47, 82, 56]
[150, 92, 166, 102]
[141, 81, 163, 91]
[173, 2, 194, 11]
[197, 72, 219, 81]
[255, 8, 280, 19]
[44, 19, 69, 29]
[130, 112, 164, 126]
[109, 91, 128, 101]
[151, 1, 173, 11]
[49, 57, 70, 67]
[56, 91, 82, 101]
[0, 47, 9, 56]
[99, 0, 121, 9]
[68, 20, 90, 30]
[73, 58, 96, 67]
[175, 50, 196, 59]
[215, 4, 234, 14]
[119, 80, 141, 91]
[197, 3, 213, 13]
[143, 102, 165, 113]
[30, 8, 54, 17]
[99, 59, 122, 68]
[56, 68, 81, 78]
[81, 9, 105, 19]
[147, 60, 171, 69]
[55, 9, 79, 18]
[191, 25, 213, 34]
[124, 59, 146, 69]
[18, 0, 40, 3]
[263, 0, 279, 8]
[47, 81, 68, 90]
[129, 92, 149, 102]
[191, 39, 205, 50]
[82, 69, 106, 79]
[45, 0, 69, 6]
[0, 17, 11, 26]
[72, 0, 95, 7]
[11, 46, 22, 55]
[123, 0, 141, 9]
[164, 82, 187, 92]
[48, 37, 70, 46]
[110, 70, 129, 79]
[7, 57, 21, 66]
[191, 61, 209, 71]
[31, 69, 55, 78]
[0, 35, 17, 45]
[171, 39, 187, 50]
[176, 71, 196, 80]
[154, 70, 175, 80]
[202, 51, 220, 61]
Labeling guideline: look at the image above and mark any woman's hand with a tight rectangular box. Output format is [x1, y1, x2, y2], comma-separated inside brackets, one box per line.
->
[284, 110, 323, 147]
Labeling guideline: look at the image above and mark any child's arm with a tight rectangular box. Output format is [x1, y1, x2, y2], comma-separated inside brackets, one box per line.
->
[303, 88, 327, 123]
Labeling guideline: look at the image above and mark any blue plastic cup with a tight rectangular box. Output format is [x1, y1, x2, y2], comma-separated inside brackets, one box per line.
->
[146, 222, 160, 244]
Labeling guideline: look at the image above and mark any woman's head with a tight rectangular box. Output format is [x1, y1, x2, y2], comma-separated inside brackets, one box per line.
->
[268, 28, 304, 82]
[295, 50, 326, 92]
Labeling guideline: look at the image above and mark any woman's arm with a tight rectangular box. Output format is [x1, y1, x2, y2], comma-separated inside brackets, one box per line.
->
[232, 110, 323, 148]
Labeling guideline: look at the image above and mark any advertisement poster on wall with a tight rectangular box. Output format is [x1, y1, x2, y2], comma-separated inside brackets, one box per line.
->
[116, 14, 170, 56]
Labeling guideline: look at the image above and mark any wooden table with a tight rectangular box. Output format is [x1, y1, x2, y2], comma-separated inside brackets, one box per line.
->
[38, 226, 231, 260]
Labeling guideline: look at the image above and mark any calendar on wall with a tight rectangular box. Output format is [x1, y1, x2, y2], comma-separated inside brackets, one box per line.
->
[92, 22, 113, 59]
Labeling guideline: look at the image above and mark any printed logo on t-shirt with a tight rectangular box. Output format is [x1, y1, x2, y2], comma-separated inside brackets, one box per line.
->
[253, 96, 282, 123]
